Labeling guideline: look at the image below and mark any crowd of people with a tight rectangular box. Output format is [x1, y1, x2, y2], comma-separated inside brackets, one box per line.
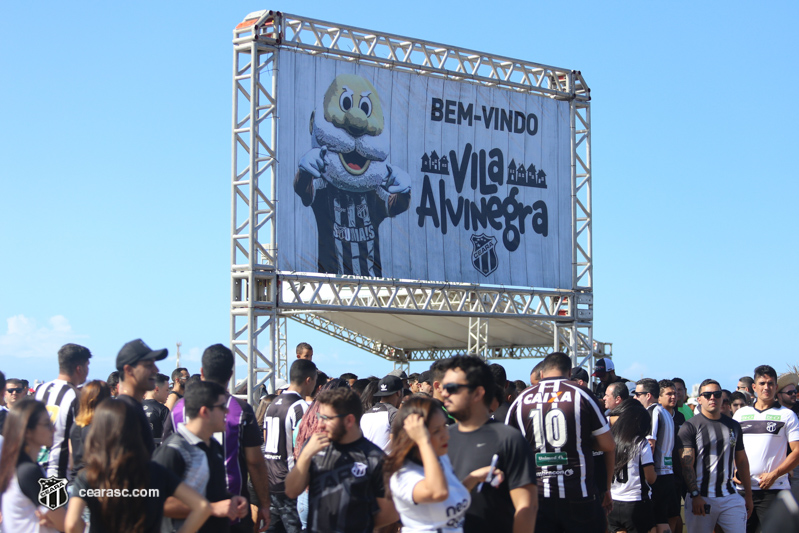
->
[0, 342, 798, 533]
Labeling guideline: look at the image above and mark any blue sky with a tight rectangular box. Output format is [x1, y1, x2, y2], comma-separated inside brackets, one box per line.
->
[2, 1, 797, 393]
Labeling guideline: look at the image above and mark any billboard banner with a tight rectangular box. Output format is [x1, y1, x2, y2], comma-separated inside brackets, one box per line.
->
[276, 50, 572, 289]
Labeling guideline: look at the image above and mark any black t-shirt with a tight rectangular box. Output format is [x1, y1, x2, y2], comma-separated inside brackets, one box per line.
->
[0, 407, 7, 435]
[447, 419, 537, 533]
[117, 394, 156, 456]
[307, 436, 386, 533]
[142, 399, 170, 439]
[154, 430, 230, 533]
[15, 454, 47, 505]
[69, 423, 91, 479]
[492, 402, 511, 424]
[73, 461, 181, 533]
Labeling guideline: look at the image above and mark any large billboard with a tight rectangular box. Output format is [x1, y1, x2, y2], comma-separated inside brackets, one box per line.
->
[276, 50, 572, 289]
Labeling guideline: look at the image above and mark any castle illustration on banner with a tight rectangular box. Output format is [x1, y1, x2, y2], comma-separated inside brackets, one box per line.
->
[420, 151, 546, 189]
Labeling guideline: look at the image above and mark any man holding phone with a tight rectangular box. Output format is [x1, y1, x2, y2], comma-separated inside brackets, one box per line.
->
[678, 379, 753, 533]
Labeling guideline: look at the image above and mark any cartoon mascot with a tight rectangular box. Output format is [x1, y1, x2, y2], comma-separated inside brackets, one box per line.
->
[294, 74, 411, 277]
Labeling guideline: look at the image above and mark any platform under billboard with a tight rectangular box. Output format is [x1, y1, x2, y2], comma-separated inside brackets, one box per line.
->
[276, 50, 572, 289]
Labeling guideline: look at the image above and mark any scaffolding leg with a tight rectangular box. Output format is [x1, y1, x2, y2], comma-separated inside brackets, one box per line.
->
[468, 316, 489, 360]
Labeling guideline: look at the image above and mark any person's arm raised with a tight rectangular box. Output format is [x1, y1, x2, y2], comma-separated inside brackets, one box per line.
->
[404, 414, 449, 503]
[285, 432, 330, 499]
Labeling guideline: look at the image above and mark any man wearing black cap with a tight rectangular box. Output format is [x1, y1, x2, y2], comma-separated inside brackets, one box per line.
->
[360, 375, 402, 450]
[116, 338, 168, 456]
[593, 357, 628, 399]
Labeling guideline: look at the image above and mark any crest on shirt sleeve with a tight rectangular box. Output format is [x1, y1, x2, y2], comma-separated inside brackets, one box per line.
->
[38, 476, 69, 511]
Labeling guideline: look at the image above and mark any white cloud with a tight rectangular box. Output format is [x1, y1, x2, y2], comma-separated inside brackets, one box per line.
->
[0, 315, 87, 359]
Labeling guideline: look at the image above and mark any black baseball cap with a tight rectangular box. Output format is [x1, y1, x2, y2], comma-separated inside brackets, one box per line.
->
[374, 375, 403, 397]
[116, 339, 168, 372]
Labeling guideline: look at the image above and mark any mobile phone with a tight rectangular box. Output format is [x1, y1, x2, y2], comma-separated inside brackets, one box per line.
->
[704, 503, 711, 514]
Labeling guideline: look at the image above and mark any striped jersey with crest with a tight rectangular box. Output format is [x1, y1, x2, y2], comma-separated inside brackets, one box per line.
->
[677, 413, 744, 498]
[507, 378, 610, 500]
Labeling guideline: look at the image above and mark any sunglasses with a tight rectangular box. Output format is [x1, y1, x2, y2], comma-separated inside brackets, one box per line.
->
[6, 388, 24, 394]
[631, 391, 647, 397]
[442, 383, 475, 395]
[316, 412, 346, 421]
[699, 391, 723, 399]
[211, 403, 229, 412]
[780, 390, 797, 396]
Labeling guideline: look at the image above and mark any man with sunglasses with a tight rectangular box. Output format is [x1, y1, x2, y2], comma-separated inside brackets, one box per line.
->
[164, 344, 273, 533]
[733, 365, 799, 532]
[443, 355, 537, 533]
[775, 373, 799, 497]
[285, 387, 398, 533]
[155, 380, 249, 532]
[4, 378, 26, 407]
[678, 379, 753, 533]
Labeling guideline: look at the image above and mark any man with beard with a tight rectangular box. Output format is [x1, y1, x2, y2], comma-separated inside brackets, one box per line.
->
[295, 74, 411, 278]
[443, 355, 538, 533]
[284, 387, 398, 533]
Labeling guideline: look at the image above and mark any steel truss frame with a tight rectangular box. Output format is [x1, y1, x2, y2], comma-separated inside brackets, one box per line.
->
[231, 11, 596, 403]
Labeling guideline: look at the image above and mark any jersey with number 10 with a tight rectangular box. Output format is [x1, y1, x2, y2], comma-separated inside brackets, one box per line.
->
[263, 391, 309, 493]
[507, 378, 610, 500]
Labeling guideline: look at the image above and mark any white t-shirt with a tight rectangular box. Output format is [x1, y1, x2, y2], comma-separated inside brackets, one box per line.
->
[734, 404, 799, 490]
[0, 467, 59, 533]
[390, 454, 471, 532]
[611, 439, 653, 502]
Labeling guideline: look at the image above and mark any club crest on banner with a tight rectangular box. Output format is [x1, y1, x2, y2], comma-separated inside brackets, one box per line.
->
[38, 476, 69, 511]
[471, 234, 498, 277]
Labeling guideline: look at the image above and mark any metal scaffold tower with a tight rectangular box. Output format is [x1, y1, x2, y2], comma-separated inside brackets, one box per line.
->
[230, 10, 606, 404]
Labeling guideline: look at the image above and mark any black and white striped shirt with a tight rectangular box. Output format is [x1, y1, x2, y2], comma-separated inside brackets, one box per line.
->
[35, 379, 78, 479]
[507, 378, 610, 500]
[648, 404, 674, 475]
[263, 391, 308, 493]
[677, 413, 744, 498]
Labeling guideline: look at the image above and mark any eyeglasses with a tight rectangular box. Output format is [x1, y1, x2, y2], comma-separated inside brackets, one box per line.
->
[442, 383, 474, 395]
[316, 412, 346, 421]
[211, 403, 229, 413]
[6, 388, 24, 394]
[699, 391, 723, 399]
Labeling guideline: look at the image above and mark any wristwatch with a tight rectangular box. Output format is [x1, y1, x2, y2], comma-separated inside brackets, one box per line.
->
[690, 490, 700, 498]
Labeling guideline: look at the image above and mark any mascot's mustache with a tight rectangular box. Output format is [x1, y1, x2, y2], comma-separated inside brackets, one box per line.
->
[312, 109, 389, 162]
[321, 151, 388, 193]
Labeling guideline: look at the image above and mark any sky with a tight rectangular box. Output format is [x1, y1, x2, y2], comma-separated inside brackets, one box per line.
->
[2, 1, 798, 394]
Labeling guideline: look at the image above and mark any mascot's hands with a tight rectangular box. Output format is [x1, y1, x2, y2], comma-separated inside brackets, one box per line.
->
[382, 164, 411, 194]
[299, 146, 328, 178]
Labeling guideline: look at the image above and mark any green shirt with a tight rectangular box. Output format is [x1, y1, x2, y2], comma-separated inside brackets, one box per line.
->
[678, 403, 694, 420]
